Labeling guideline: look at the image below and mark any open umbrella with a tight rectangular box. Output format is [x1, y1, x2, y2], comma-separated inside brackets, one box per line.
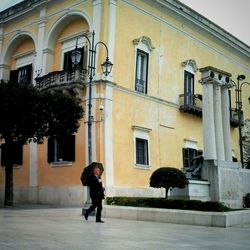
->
[80, 162, 104, 186]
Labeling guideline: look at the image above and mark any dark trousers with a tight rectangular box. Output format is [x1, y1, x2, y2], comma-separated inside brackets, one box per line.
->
[86, 197, 102, 221]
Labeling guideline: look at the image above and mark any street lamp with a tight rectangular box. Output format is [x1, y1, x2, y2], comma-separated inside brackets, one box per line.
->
[71, 31, 113, 164]
[232, 75, 250, 168]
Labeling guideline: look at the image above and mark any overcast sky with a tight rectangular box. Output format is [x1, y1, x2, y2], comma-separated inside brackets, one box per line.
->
[0, 0, 249, 46]
[179, 0, 250, 46]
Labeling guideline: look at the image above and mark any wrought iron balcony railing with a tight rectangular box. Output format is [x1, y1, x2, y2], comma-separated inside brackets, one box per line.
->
[179, 93, 202, 117]
[230, 108, 243, 128]
[35, 69, 86, 91]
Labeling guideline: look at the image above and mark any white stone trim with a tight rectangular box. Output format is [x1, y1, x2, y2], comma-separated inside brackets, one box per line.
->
[184, 138, 198, 150]
[107, 0, 117, 80]
[181, 59, 198, 73]
[133, 36, 155, 52]
[104, 84, 114, 187]
[133, 126, 151, 168]
[29, 142, 37, 187]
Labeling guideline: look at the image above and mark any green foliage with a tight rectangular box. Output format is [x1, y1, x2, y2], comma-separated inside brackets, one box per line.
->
[0, 81, 83, 144]
[150, 167, 188, 198]
[243, 193, 250, 208]
[0, 81, 84, 206]
[106, 197, 231, 212]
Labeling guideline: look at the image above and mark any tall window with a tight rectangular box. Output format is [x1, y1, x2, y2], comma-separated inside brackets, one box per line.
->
[184, 70, 194, 106]
[47, 135, 75, 163]
[135, 49, 148, 94]
[9, 64, 32, 85]
[136, 138, 149, 165]
[63, 47, 84, 72]
[182, 147, 197, 169]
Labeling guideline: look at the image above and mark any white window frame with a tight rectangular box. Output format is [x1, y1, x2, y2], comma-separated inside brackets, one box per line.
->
[132, 126, 152, 169]
[133, 36, 155, 94]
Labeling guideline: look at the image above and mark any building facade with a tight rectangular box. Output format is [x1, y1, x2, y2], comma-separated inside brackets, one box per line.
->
[0, 0, 249, 205]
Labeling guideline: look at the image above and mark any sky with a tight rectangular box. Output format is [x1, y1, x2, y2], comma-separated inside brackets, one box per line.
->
[179, 0, 250, 46]
[0, 0, 249, 46]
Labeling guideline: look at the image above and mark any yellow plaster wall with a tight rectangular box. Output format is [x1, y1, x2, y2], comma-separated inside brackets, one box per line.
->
[10, 38, 35, 70]
[111, 0, 250, 188]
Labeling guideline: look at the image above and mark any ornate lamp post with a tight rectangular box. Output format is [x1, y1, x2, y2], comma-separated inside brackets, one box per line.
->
[232, 75, 250, 168]
[72, 31, 113, 164]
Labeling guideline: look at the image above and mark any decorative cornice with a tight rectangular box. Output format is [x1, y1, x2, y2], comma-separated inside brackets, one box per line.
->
[0, 0, 48, 23]
[181, 59, 198, 73]
[133, 36, 155, 51]
[132, 125, 152, 132]
[155, 0, 250, 58]
[13, 49, 36, 60]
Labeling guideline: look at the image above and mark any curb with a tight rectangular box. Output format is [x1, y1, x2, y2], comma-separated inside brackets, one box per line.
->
[103, 205, 250, 227]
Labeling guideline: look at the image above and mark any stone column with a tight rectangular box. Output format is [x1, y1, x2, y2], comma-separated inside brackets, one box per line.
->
[213, 84, 225, 160]
[221, 85, 232, 161]
[200, 79, 217, 160]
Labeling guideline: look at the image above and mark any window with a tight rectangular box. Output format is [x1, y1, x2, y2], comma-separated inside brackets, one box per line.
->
[184, 70, 194, 106]
[182, 147, 197, 169]
[1, 143, 23, 166]
[63, 47, 84, 72]
[133, 126, 151, 167]
[135, 49, 148, 94]
[136, 138, 149, 165]
[9, 64, 32, 85]
[47, 135, 75, 163]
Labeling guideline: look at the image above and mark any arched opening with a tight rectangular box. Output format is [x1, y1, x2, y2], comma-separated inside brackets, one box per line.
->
[2, 34, 36, 84]
[45, 12, 90, 74]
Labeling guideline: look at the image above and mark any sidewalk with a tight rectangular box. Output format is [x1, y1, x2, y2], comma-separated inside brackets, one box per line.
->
[0, 206, 250, 250]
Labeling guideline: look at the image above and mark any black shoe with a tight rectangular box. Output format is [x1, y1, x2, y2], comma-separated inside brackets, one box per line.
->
[96, 220, 104, 223]
[84, 212, 88, 221]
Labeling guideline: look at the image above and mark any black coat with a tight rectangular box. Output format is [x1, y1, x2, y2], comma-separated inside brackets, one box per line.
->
[88, 175, 105, 200]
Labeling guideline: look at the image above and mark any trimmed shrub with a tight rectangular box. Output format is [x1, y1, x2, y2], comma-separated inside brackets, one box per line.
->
[106, 197, 231, 212]
[150, 167, 188, 198]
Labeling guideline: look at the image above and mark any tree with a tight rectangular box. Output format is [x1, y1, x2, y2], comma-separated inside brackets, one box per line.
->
[150, 167, 188, 198]
[0, 81, 84, 207]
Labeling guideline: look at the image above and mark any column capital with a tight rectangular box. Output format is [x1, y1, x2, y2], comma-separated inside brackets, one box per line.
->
[199, 66, 231, 86]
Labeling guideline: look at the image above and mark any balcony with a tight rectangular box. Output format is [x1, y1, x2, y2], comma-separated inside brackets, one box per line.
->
[179, 93, 202, 117]
[35, 69, 86, 92]
[230, 108, 243, 128]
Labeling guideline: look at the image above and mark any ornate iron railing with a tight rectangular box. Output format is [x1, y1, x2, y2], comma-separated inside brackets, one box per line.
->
[35, 69, 86, 91]
[179, 93, 202, 117]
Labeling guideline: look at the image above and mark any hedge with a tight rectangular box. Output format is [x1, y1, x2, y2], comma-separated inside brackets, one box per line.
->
[106, 197, 231, 212]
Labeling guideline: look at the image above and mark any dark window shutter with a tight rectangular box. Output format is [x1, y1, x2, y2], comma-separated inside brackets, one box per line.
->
[25, 64, 32, 85]
[136, 138, 148, 165]
[63, 135, 75, 162]
[63, 51, 71, 72]
[9, 70, 18, 83]
[64, 48, 84, 72]
[47, 137, 55, 163]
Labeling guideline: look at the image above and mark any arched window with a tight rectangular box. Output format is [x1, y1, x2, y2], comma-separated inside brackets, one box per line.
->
[133, 36, 155, 94]
[181, 59, 198, 106]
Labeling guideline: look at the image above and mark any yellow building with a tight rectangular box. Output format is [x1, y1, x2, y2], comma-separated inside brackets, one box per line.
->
[0, 0, 249, 205]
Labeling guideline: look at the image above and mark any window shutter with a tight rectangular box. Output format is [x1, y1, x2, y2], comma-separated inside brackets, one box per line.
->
[47, 137, 55, 163]
[63, 135, 75, 162]
[25, 64, 32, 85]
[9, 70, 18, 83]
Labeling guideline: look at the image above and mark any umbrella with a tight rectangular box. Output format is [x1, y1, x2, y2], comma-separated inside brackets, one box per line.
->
[80, 162, 104, 186]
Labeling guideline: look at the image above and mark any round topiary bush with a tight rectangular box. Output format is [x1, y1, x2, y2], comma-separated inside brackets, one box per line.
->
[150, 167, 188, 198]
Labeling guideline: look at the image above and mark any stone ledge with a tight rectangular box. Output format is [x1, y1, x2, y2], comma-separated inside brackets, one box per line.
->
[103, 205, 250, 228]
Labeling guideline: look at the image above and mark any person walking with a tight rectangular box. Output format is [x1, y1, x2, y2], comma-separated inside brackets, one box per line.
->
[84, 167, 105, 223]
